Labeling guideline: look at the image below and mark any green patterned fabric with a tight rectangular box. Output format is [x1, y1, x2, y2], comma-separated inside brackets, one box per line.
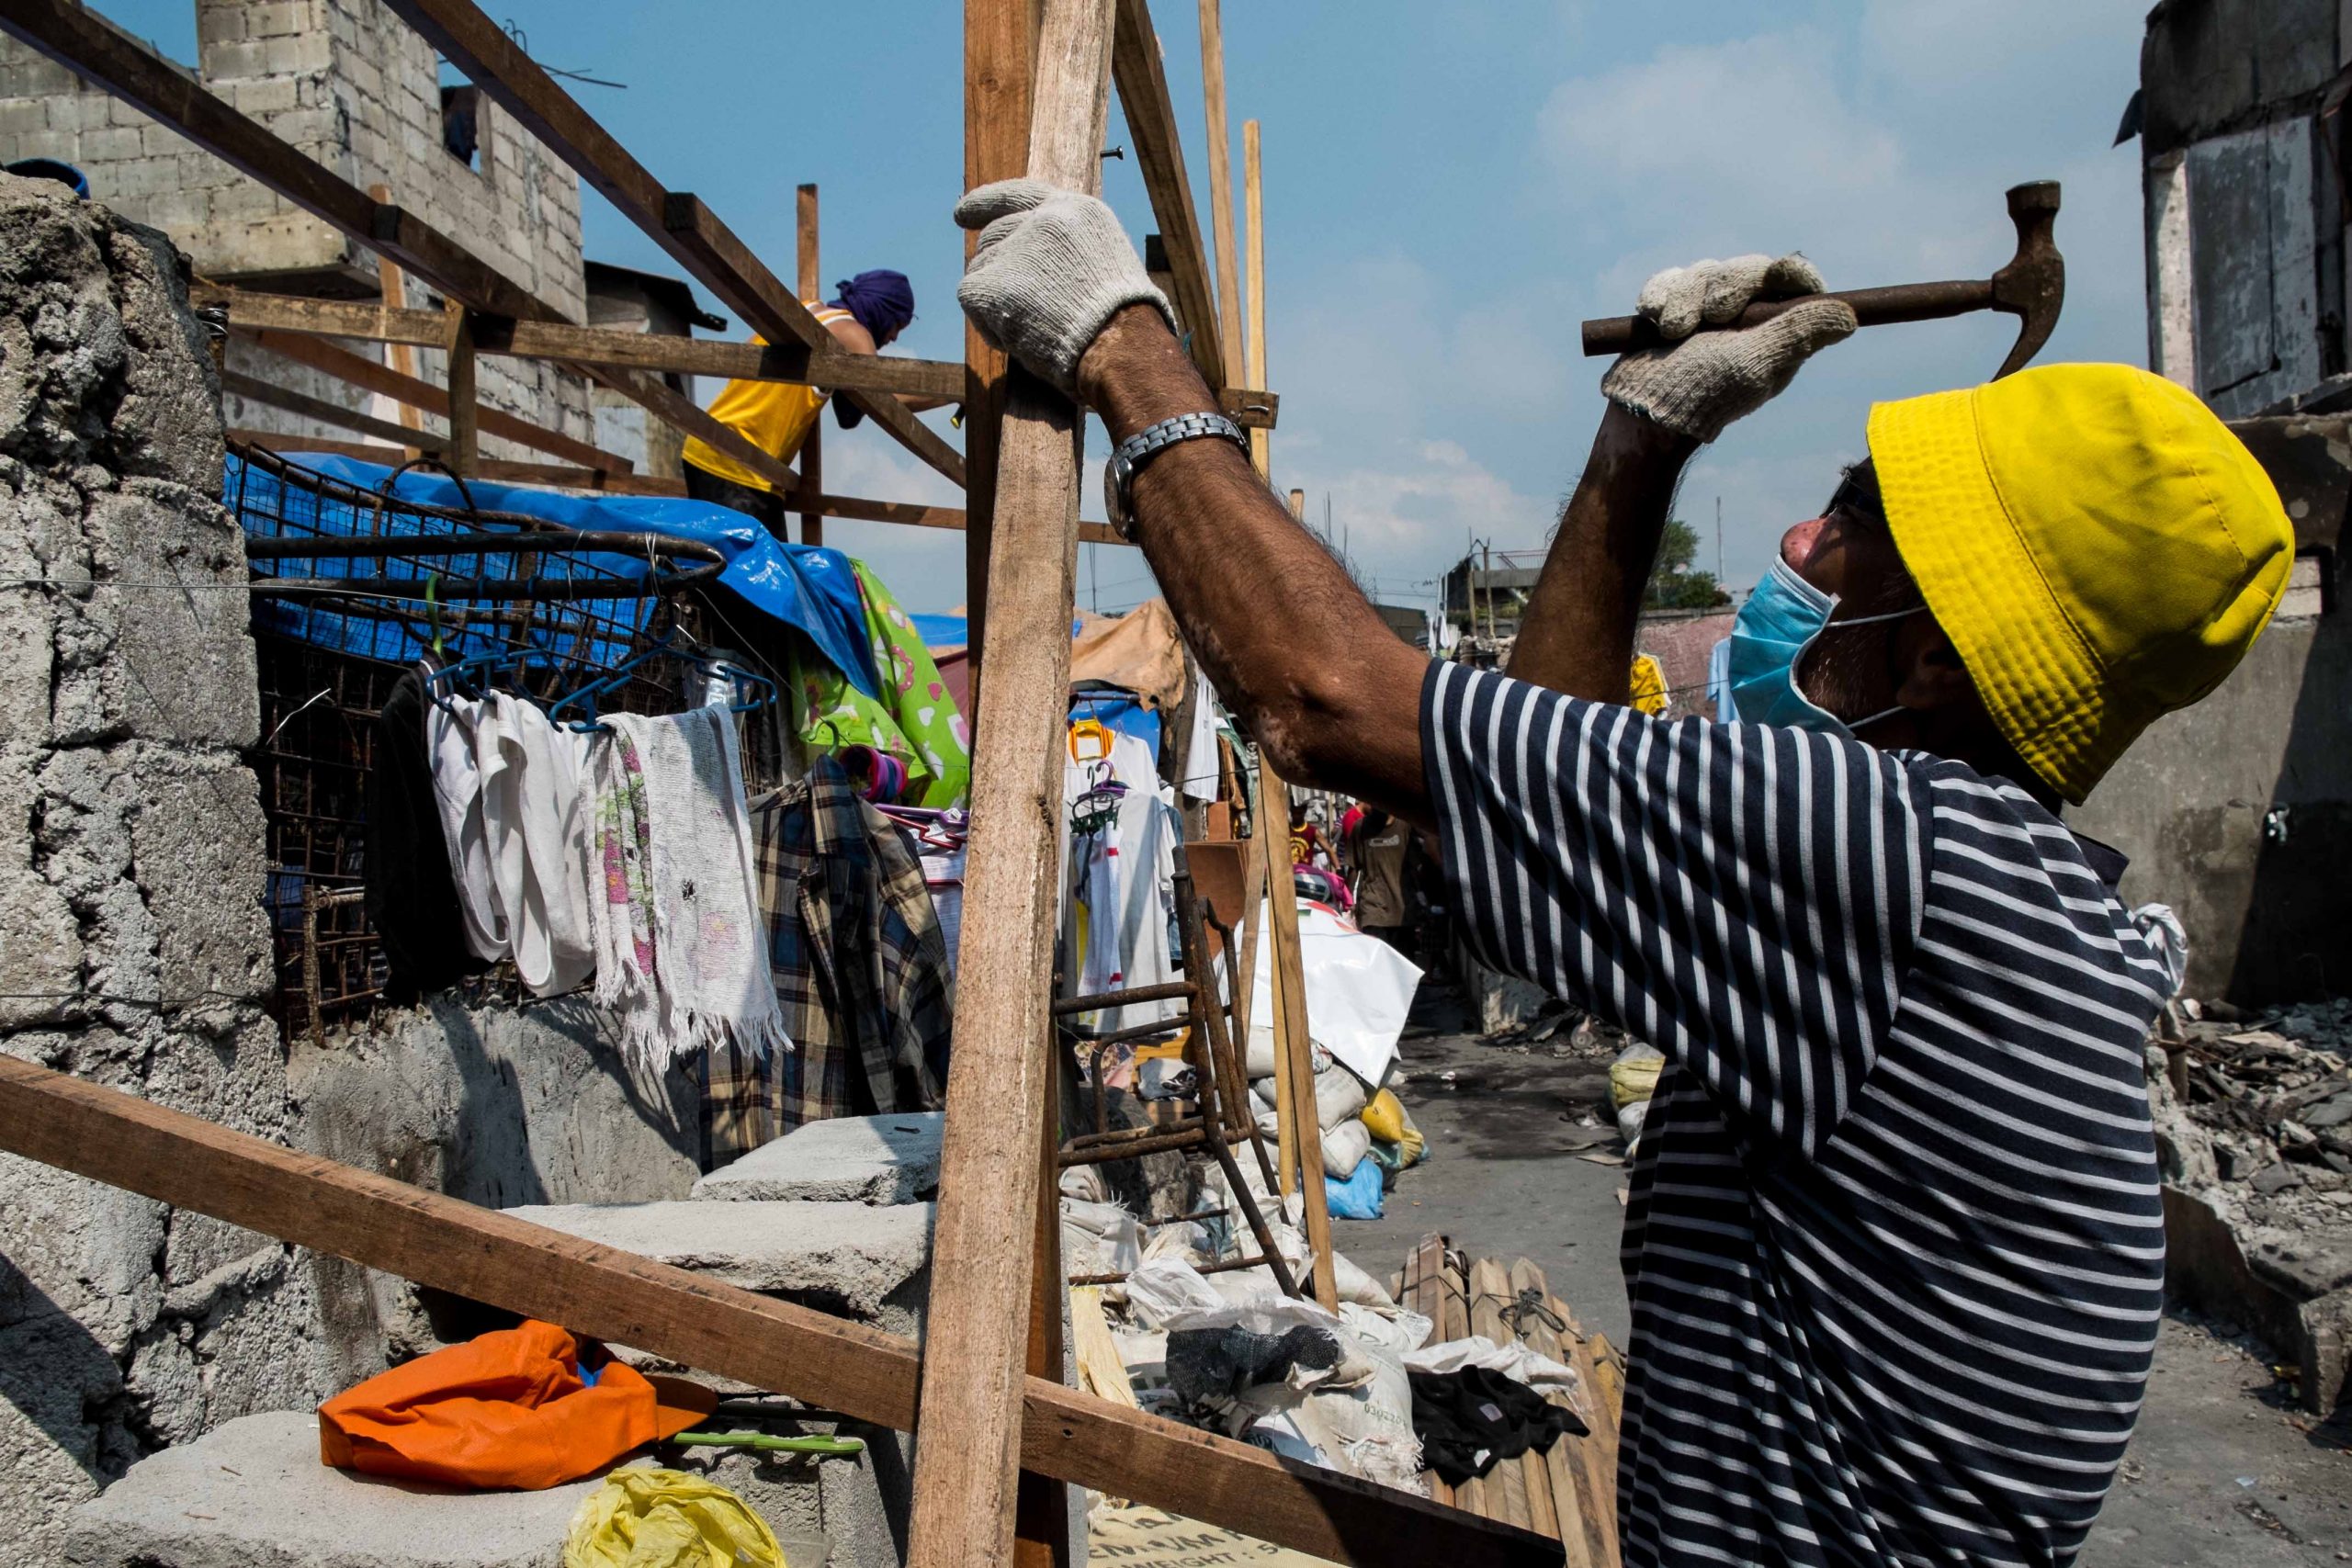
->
[786, 559, 970, 808]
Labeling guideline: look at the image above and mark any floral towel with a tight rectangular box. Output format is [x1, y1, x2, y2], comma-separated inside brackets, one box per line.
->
[588, 706, 789, 1074]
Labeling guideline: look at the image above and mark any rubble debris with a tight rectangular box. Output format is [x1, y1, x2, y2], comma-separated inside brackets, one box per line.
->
[2151, 997, 2352, 1416]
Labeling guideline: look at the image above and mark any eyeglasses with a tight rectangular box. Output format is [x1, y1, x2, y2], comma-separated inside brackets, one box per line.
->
[1824, 462, 1888, 534]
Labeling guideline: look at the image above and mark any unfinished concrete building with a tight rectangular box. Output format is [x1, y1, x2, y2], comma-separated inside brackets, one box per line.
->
[0, 0, 602, 462]
[2080, 0, 2352, 1003]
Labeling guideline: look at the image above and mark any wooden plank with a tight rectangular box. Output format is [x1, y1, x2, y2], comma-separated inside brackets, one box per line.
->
[244, 329, 632, 473]
[1514, 1259, 1609, 1568]
[220, 370, 449, 456]
[1552, 1302, 1622, 1568]
[1466, 1258, 1535, 1533]
[1254, 750, 1338, 1309]
[964, 0, 1036, 713]
[444, 304, 480, 478]
[907, 5, 1115, 1567]
[1111, 0, 1226, 386]
[588, 363, 799, 500]
[1071, 1285, 1139, 1409]
[192, 286, 967, 400]
[1196, 0, 1248, 390]
[797, 183, 824, 549]
[0, 0, 547, 321]
[1401, 1236, 1456, 1509]
[1243, 120, 1269, 475]
[366, 186, 427, 446]
[380, 0, 963, 487]
[0, 1053, 1557, 1568]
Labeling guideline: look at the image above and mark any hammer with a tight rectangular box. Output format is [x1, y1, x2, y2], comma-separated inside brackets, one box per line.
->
[1579, 181, 2064, 379]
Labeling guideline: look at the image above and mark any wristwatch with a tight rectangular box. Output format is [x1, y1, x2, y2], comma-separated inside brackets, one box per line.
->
[1102, 412, 1249, 540]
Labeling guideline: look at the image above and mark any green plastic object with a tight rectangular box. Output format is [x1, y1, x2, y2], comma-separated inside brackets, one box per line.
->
[668, 1430, 866, 1456]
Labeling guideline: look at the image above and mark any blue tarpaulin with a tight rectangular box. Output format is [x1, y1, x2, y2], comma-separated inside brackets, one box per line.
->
[233, 453, 882, 698]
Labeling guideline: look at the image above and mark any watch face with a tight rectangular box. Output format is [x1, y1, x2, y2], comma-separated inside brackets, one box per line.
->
[1103, 455, 1128, 536]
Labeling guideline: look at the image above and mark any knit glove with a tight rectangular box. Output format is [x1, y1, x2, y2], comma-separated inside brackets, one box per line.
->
[955, 178, 1178, 397]
[1600, 254, 1856, 442]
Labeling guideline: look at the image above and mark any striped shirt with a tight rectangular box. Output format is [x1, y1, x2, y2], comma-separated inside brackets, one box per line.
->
[1423, 663, 2175, 1568]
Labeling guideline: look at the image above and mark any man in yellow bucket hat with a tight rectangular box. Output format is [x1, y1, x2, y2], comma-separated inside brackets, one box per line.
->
[956, 186, 2294, 1567]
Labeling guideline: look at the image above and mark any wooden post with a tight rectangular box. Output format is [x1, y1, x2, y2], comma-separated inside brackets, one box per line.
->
[443, 299, 479, 477]
[1196, 0, 1246, 390]
[909, 6, 1112, 1568]
[0, 1054, 1561, 1568]
[1245, 486, 1340, 1310]
[964, 0, 1035, 720]
[797, 182, 823, 547]
[1243, 120, 1268, 474]
[368, 182, 427, 456]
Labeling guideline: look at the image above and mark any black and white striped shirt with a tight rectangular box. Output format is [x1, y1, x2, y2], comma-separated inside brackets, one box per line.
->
[1423, 663, 2173, 1568]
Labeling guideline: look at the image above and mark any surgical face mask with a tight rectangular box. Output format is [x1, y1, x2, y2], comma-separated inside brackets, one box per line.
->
[1726, 557, 1917, 739]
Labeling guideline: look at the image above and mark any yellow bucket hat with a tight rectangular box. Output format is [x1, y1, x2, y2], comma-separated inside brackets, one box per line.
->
[1866, 363, 2294, 805]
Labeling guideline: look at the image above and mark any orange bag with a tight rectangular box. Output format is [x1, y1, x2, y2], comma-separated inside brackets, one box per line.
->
[318, 1319, 714, 1491]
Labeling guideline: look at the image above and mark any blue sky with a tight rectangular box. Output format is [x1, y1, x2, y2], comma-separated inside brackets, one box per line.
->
[107, 0, 2153, 616]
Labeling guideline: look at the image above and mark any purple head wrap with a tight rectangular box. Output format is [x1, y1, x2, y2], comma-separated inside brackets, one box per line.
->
[830, 269, 915, 343]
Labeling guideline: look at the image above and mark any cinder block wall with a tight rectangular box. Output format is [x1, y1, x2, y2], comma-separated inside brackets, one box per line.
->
[0, 0, 595, 458]
[0, 172, 334, 1568]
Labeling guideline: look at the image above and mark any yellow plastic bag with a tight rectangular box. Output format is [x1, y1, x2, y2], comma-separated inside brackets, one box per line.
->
[1361, 1089, 1425, 1168]
[563, 1467, 787, 1568]
[1610, 1048, 1664, 1110]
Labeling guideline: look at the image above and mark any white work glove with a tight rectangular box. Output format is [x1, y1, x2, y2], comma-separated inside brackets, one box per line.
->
[955, 178, 1178, 397]
[1600, 254, 1855, 443]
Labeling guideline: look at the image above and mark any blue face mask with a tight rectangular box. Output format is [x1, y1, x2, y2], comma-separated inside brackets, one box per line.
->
[1726, 558, 1917, 739]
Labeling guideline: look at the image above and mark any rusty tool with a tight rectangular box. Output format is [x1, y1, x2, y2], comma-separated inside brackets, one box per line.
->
[1580, 180, 2064, 378]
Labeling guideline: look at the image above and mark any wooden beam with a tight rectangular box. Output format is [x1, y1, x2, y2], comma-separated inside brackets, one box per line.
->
[588, 360, 802, 498]
[964, 0, 1036, 716]
[379, 0, 965, 489]
[0, 1053, 1555, 1568]
[910, 4, 1114, 1567]
[444, 303, 480, 478]
[1112, 0, 1227, 387]
[1244, 120, 1268, 475]
[367, 183, 428, 446]
[230, 430, 693, 494]
[797, 183, 824, 548]
[190, 286, 967, 401]
[243, 329, 634, 473]
[1196, 0, 1248, 390]
[0, 0, 554, 324]
[1261, 508, 1339, 1310]
[220, 370, 450, 456]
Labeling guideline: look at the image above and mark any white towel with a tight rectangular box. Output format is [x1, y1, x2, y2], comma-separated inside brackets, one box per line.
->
[480, 694, 596, 997]
[591, 705, 787, 1071]
[424, 687, 508, 962]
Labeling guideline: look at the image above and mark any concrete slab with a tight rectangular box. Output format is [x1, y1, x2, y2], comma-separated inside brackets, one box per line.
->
[62, 1409, 600, 1568]
[503, 1200, 933, 1331]
[62, 1410, 839, 1568]
[691, 1112, 944, 1206]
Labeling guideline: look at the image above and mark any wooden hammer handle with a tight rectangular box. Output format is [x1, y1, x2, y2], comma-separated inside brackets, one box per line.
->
[1581, 277, 1997, 356]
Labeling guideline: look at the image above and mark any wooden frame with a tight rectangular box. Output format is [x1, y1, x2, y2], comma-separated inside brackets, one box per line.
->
[0, 1054, 1553, 1568]
[0, 4, 1577, 1563]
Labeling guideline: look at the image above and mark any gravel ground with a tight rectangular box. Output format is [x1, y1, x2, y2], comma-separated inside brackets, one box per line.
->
[1338, 976, 2352, 1566]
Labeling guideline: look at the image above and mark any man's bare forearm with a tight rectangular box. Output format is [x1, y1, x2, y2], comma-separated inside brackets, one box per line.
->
[1077, 306, 1431, 821]
[1506, 406, 1698, 702]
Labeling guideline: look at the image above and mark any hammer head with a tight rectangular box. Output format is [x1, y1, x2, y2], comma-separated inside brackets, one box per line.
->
[1989, 181, 2064, 378]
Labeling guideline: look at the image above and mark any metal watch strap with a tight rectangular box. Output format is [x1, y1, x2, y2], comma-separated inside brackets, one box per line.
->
[1104, 412, 1248, 540]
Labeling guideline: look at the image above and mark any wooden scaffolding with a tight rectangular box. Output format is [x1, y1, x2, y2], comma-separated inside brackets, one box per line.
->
[0, 1, 1582, 1564]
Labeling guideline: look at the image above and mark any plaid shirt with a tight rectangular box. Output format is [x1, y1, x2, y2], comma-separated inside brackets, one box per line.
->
[700, 758, 954, 1168]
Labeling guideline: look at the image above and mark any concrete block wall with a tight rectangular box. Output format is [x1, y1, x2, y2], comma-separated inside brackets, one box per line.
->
[0, 0, 595, 453]
[0, 173, 334, 1567]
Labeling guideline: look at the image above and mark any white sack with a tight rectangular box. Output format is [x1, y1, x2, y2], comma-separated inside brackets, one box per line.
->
[1242, 899, 1422, 1087]
[1401, 1334, 1581, 1395]
[1321, 1119, 1372, 1179]
[1315, 1062, 1371, 1130]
